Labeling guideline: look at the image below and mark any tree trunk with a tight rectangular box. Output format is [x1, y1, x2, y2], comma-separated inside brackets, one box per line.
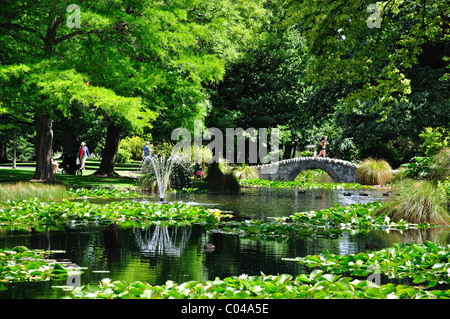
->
[94, 123, 122, 177]
[12, 123, 17, 169]
[0, 143, 6, 163]
[32, 113, 58, 182]
[283, 142, 293, 159]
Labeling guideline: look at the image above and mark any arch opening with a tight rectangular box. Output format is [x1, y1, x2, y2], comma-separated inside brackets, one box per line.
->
[294, 169, 333, 184]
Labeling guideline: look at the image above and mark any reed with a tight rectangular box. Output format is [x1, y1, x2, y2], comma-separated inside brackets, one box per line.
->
[376, 179, 449, 225]
[356, 158, 393, 185]
[0, 182, 68, 202]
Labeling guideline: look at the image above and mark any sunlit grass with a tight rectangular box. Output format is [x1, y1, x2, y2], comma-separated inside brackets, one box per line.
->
[356, 158, 393, 185]
[376, 179, 449, 225]
[0, 182, 69, 202]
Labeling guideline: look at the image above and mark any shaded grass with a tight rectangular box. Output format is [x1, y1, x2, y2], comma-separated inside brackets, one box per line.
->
[430, 148, 450, 182]
[376, 179, 449, 225]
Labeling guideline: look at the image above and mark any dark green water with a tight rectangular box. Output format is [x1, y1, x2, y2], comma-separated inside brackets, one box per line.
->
[0, 187, 448, 299]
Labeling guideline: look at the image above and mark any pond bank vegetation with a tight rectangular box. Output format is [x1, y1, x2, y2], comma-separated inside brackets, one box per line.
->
[0, 160, 448, 299]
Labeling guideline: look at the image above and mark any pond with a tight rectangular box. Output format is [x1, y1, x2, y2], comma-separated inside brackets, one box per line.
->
[1, 187, 449, 299]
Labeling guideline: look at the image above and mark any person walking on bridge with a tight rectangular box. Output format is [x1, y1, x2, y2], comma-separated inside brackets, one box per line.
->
[317, 136, 328, 158]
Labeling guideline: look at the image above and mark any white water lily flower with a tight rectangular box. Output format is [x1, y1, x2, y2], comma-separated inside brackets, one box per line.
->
[239, 274, 248, 279]
[101, 278, 111, 286]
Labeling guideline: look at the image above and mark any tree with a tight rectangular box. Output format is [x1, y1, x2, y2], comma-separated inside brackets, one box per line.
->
[1, 1, 148, 181]
[1, 0, 268, 179]
[206, 8, 314, 160]
[281, 0, 449, 114]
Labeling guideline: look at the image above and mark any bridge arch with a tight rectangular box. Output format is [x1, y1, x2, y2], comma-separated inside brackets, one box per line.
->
[254, 157, 358, 183]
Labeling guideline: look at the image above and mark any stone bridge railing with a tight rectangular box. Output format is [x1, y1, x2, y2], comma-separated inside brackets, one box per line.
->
[254, 157, 358, 183]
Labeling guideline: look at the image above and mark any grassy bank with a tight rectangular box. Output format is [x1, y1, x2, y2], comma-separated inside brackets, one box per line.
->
[0, 159, 141, 189]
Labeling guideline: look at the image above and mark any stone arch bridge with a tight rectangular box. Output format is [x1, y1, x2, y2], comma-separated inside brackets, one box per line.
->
[254, 157, 358, 183]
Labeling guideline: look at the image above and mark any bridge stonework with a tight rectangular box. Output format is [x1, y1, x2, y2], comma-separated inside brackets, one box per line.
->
[255, 157, 358, 183]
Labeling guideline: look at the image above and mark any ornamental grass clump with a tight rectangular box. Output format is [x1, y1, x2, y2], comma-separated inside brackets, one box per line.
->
[356, 158, 393, 185]
[429, 148, 450, 182]
[232, 164, 260, 180]
[376, 179, 449, 225]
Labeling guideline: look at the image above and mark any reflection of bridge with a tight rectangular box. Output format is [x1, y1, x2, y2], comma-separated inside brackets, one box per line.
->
[254, 157, 358, 183]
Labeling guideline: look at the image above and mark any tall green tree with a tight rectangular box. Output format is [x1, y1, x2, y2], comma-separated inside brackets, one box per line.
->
[1, 0, 267, 179]
[282, 0, 449, 114]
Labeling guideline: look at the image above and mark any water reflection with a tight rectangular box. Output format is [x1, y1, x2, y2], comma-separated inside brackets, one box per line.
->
[134, 226, 192, 257]
[1, 187, 449, 299]
[159, 187, 391, 220]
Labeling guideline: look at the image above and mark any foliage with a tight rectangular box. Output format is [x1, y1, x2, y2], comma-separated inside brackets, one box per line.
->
[295, 169, 333, 184]
[67, 270, 450, 299]
[400, 156, 433, 180]
[67, 187, 141, 199]
[119, 136, 147, 161]
[356, 158, 393, 185]
[0, 199, 231, 229]
[212, 202, 434, 238]
[285, 241, 450, 288]
[282, 0, 450, 111]
[116, 148, 131, 164]
[375, 179, 449, 225]
[0, 246, 70, 284]
[239, 178, 369, 190]
[419, 127, 449, 157]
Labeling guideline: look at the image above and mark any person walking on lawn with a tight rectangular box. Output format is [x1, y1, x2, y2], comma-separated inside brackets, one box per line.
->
[78, 142, 90, 170]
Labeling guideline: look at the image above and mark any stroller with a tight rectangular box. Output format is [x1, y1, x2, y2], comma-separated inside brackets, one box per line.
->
[60, 153, 83, 175]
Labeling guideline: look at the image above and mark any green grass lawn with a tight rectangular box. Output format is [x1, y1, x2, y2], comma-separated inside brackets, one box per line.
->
[0, 159, 142, 189]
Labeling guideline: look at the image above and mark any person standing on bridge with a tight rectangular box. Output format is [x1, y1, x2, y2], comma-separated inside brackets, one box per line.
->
[317, 136, 328, 158]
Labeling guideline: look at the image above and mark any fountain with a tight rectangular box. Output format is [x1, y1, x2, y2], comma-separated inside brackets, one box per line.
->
[141, 153, 185, 202]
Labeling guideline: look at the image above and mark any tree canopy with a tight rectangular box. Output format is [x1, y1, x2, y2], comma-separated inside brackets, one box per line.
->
[1, 0, 448, 176]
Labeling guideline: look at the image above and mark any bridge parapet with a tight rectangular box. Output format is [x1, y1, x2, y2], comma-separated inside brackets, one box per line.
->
[254, 157, 358, 183]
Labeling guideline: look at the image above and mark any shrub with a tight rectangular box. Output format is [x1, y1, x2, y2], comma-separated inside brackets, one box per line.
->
[376, 179, 449, 225]
[400, 156, 433, 180]
[116, 147, 131, 164]
[419, 127, 449, 157]
[119, 136, 147, 160]
[356, 158, 393, 185]
[206, 162, 240, 193]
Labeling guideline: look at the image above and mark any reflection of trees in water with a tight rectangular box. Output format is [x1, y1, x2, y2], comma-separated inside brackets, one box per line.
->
[376, 226, 450, 246]
[134, 226, 192, 257]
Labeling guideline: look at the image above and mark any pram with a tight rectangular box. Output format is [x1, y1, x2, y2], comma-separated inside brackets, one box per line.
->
[60, 153, 83, 175]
